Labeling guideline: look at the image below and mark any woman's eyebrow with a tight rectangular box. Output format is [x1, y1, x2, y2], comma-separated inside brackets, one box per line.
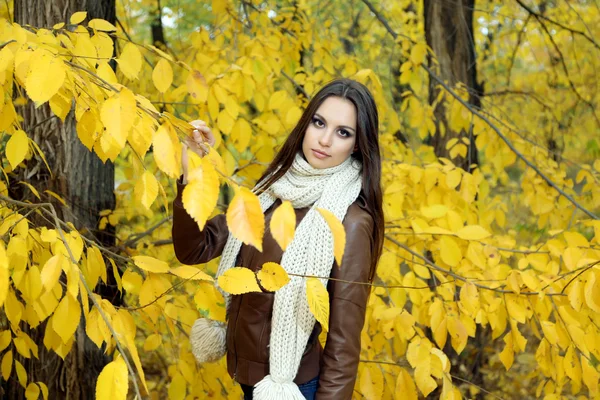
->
[314, 113, 356, 133]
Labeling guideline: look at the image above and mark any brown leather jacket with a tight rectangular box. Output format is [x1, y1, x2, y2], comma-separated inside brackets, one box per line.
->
[172, 177, 375, 399]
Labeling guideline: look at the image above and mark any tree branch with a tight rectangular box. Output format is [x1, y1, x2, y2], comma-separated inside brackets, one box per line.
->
[515, 0, 600, 51]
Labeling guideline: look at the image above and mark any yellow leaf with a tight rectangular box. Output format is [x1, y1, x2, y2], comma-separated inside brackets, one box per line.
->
[230, 118, 252, 152]
[168, 372, 186, 400]
[117, 42, 142, 80]
[217, 267, 261, 295]
[445, 169, 462, 189]
[194, 282, 226, 322]
[96, 357, 128, 400]
[20, 266, 42, 302]
[122, 270, 143, 295]
[415, 362, 437, 397]
[88, 19, 117, 32]
[564, 345, 582, 386]
[285, 106, 302, 127]
[186, 70, 208, 103]
[25, 383, 40, 400]
[108, 258, 122, 294]
[270, 201, 296, 251]
[395, 367, 418, 399]
[153, 122, 181, 178]
[169, 266, 214, 281]
[410, 43, 427, 65]
[70, 11, 87, 24]
[268, 90, 289, 111]
[317, 208, 346, 267]
[584, 271, 600, 313]
[540, 321, 559, 346]
[39, 382, 48, 400]
[563, 231, 589, 248]
[41, 254, 64, 293]
[76, 109, 99, 151]
[421, 205, 448, 219]
[134, 171, 158, 210]
[439, 236, 462, 267]
[456, 225, 491, 240]
[44, 190, 67, 206]
[132, 256, 170, 274]
[582, 355, 599, 395]
[15, 360, 27, 388]
[6, 130, 29, 170]
[1, 350, 12, 380]
[447, 316, 468, 354]
[86, 246, 106, 288]
[52, 294, 81, 344]
[101, 87, 137, 151]
[257, 262, 290, 292]
[0, 331, 10, 352]
[217, 109, 234, 134]
[568, 279, 583, 311]
[306, 277, 330, 332]
[499, 333, 514, 370]
[128, 115, 155, 159]
[143, 333, 162, 352]
[26, 52, 65, 104]
[360, 363, 384, 400]
[182, 157, 219, 230]
[152, 58, 173, 93]
[431, 348, 450, 373]
[459, 282, 479, 316]
[227, 186, 264, 251]
[0, 243, 8, 307]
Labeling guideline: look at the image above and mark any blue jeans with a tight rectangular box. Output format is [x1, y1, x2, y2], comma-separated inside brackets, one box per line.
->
[241, 376, 319, 400]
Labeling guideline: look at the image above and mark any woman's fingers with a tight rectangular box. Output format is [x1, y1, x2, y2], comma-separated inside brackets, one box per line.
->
[185, 132, 208, 158]
[190, 119, 206, 129]
[192, 125, 215, 147]
[185, 120, 214, 159]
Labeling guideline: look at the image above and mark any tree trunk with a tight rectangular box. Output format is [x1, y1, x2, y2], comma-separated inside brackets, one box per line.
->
[4, 1, 117, 399]
[151, 0, 167, 50]
[424, 0, 481, 171]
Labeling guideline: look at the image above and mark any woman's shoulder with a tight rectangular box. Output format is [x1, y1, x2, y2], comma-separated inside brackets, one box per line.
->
[344, 193, 374, 231]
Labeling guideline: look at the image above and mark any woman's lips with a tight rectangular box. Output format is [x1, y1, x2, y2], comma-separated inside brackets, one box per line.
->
[311, 149, 330, 159]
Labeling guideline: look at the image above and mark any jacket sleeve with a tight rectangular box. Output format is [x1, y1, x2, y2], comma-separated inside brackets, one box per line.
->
[315, 207, 374, 399]
[172, 175, 230, 265]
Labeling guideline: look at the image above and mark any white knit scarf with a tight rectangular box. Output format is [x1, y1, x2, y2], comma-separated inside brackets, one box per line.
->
[190, 151, 363, 399]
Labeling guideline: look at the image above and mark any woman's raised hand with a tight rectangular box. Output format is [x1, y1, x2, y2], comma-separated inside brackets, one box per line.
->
[181, 119, 216, 183]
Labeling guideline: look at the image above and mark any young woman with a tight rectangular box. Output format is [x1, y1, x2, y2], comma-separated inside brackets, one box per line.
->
[172, 78, 384, 400]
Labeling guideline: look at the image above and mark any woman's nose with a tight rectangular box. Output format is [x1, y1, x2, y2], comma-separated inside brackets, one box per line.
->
[318, 130, 333, 147]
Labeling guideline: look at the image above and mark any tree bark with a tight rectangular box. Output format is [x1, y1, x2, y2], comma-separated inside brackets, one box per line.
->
[4, 1, 117, 399]
[424, 0, 482, 170]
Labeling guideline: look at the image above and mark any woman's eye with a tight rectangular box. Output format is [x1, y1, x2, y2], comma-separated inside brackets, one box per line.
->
[339, 129, 350, 137]
[312, 118, 324, 127]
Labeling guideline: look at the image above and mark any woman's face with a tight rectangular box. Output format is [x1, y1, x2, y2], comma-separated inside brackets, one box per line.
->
[301, 96, 358, 169]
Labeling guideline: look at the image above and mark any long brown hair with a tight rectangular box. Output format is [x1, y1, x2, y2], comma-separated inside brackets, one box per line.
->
[255, 78, 384, 281]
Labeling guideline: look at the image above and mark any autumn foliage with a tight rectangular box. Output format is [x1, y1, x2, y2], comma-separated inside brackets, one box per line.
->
[0, 1, 599, 399]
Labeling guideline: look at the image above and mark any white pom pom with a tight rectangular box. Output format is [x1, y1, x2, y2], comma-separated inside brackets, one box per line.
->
[253, 374, 305, 400]
[190, 318, 227, 363]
